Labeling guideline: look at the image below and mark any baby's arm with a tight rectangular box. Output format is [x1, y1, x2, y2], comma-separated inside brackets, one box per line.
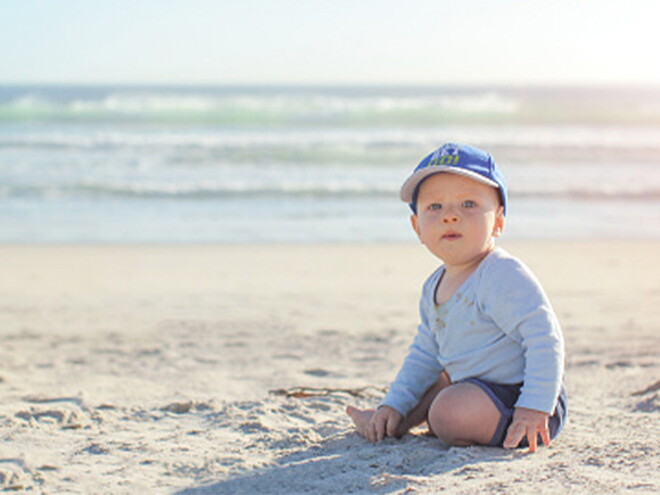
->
[503, 407, 551, 453]
[479, 256, 564, 446]
[380, 272, 445, 418]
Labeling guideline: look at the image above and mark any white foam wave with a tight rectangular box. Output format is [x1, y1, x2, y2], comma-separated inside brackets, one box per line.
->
[3, 125, 660, 151]
[6, 90, 519, 116]
[69, 94, 221, 114]
[3, 178, 658, 202]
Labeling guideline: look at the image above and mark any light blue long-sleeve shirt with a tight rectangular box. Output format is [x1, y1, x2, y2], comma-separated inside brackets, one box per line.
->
[381, 247, 564, 416]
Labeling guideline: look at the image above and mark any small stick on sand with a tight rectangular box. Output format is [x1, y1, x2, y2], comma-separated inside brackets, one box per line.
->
[270, 386, 386, 399]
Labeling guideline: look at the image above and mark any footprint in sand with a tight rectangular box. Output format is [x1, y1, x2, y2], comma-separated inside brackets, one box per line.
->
[15, 396, 90, 429]
[631, 380, 660, 412]
[0, 459, 35, 491]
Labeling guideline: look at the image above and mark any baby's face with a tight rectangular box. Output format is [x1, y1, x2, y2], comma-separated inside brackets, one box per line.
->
[411, 173, 504, 268]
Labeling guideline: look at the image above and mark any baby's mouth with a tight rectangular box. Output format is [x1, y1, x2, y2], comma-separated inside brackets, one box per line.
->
[442, 232, 462, 240]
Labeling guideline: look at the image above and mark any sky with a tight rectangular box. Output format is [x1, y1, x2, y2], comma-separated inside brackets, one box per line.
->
[1, 0, 659, 86]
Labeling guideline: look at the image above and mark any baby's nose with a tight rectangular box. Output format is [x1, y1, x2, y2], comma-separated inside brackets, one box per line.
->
[442, 213, 460, 224]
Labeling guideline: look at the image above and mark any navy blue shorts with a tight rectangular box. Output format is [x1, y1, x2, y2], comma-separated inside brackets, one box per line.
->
[461, 378, 568, 448]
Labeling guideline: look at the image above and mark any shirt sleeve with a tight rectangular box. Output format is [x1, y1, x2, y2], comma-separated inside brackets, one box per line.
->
[380, 273, 445, 416]
[478, 256, 564, 414]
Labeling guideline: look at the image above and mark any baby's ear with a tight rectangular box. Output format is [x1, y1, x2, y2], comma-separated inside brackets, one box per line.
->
[410, 214, 422, 240]
[492, 206, 505, 238]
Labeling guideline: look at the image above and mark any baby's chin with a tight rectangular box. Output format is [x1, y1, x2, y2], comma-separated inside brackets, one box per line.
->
[427, 244, 495, 268]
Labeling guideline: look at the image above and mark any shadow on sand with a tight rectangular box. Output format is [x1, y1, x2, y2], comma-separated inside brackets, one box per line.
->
[176, 430, 514, 494]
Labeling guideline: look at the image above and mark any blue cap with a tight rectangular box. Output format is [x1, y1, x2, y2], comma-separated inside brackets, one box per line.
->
[400, 143, 507, 215]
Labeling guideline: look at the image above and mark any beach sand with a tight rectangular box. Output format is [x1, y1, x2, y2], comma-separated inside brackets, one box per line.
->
[0, 242, 658, 494]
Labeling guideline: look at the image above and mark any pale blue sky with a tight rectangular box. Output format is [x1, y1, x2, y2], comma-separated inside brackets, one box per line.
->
[1, 0, 659, 85]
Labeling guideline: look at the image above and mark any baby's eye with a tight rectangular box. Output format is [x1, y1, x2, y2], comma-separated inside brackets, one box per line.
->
[428, 203, 442, 211]
[462, 200, 477, 208]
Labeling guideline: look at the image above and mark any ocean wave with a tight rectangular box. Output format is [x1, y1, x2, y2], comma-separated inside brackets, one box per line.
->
[2, 85, 660, 126]
[3, 182, 659, 202]
[513, 188, 660, 201]
[0, 89, 520, 126]
[3, 126, 660, 156]
[0, 182, 396, 200]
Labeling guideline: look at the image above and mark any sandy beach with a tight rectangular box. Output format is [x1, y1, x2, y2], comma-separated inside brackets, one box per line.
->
[0, 241, 658, 493]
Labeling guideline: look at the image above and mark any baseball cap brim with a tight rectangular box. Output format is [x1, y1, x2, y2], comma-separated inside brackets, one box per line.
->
[399, 166, 500, 203]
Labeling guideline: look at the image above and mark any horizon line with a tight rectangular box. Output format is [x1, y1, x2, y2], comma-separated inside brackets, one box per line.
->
[1, 80, 660, 90]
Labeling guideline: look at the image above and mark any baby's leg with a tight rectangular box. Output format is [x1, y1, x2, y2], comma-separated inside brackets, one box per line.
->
[427, 382, 500, 446]
[347, 371, 451, 438]
[345, 406, 375, 437]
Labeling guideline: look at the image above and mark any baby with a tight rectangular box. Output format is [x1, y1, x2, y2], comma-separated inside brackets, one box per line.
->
[347, 143, 566, 452]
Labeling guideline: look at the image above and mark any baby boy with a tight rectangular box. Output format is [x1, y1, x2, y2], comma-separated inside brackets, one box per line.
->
[347, 143, 567, 452]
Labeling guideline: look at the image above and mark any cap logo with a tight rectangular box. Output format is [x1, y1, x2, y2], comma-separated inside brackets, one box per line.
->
[427, 145, 460, 167]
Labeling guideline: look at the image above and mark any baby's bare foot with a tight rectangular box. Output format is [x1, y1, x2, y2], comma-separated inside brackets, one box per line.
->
[346, 405, 375, 437]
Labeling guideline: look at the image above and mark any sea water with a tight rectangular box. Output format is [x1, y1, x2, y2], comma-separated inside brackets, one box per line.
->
[1, 85, 659, 243]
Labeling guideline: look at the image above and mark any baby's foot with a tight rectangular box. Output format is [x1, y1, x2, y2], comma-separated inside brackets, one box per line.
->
[346, 405, 375, 437]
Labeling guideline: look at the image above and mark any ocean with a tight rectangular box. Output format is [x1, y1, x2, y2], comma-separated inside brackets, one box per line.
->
[1, 84, 659, 243]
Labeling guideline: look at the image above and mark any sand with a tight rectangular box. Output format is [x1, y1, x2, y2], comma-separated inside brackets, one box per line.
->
[0, 241, 658, 494]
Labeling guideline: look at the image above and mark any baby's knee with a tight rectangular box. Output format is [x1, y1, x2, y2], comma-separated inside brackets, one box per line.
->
[426, 385, 500, 446]
[427, 395, 465, 444]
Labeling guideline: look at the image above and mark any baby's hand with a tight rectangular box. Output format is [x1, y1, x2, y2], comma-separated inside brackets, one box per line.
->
[365, 406, 403, 444]
[503, 407, 550, 453]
